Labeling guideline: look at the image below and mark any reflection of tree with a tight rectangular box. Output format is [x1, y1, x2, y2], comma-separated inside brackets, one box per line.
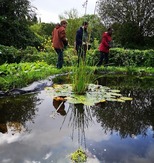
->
[93, 89, 154, 138]
[0, 93, 40, 134]
[97, 75, 154, 90]
[53, 74, 154, 140]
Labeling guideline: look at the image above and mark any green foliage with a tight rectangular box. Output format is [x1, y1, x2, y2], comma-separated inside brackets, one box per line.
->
[66, 18, 83, 46]
[30, 22, 55, 42]
[0, 45, 56, 65]
[63, 48, 78, 66]
[83, 14, 105, 43]
[98, 0, 154, 48]
[0, 45, 22, 64]
[70, 148, 87, 163]
[59, 10, 105, 46]
[71, 60, 95, 95]
[0, 0, 41, 49]
[86, 49, 100, 66]
[0, 61, 153, 92]
[113, 22, 145, 48]
[1, 45, 154, 68]
[41, 37, 55, 52]
[0, 18, 41, 49]
[0, 62, 62, 91]
[0, 0, 35, 22]
[85, 48, 154, 67]
[109, 48, 154, 67]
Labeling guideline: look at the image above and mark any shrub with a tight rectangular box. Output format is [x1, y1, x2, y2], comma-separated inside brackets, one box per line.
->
[0, 45, 22, 64]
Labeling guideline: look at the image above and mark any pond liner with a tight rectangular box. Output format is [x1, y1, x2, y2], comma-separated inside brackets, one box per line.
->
[0, 73, 68, 97]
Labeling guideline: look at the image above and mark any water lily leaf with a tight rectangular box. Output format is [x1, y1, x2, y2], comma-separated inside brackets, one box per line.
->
[106, 98, 118, 102]
[53, 84, 61, 89]
[120, 97, 133, 101]
[109, 92, 122, 97]
[100, 99, 106, 102]
[117, 98, 125, 102]
[66, 97, 81, 104]
[103, 94, 115, 98]
[83, 101, 95, 106]
[45, 83, 132, 106]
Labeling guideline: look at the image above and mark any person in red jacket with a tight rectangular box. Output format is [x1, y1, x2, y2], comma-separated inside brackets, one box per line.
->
[97, 27, 113, 66]
[52, 20, 68, 69]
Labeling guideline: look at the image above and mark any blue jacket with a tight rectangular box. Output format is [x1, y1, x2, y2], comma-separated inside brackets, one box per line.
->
[75, 27, 83, 47]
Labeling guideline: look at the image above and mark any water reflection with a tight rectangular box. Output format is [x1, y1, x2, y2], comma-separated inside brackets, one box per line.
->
[0, 75, 154, 162]
[51, 101, 94, 148]
[50, 75, 154, 161]
[93, 88, 154, 139]
[0, 93, 40, 134]
[97, 75, 154, 89]
[67, 104, 93, 147]
[53, 88, 154, 142]
[53, 97, 67, 116]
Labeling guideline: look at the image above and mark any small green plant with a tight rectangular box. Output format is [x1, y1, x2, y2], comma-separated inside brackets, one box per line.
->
[70, 148, 87, 163]
[71, 60, 95, 95]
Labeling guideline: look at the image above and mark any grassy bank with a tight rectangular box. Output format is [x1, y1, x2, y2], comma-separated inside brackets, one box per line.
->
[0, 62, 154, 91]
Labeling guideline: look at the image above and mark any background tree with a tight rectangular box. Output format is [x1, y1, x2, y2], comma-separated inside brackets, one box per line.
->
[59, 9, 105, 47]
[59, 8, 83, 46]
[97, 0, 154, 48]
[83, 14, 106, 46]
[0, 0, 41, 48]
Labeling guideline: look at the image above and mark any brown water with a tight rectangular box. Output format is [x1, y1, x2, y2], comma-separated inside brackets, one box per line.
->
[0, 75, 154, 163]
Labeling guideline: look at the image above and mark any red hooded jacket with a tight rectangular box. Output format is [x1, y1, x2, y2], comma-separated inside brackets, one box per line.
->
[99, 32, 112, 53]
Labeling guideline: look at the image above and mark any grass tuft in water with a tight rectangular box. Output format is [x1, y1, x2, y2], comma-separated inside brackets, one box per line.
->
[71, 60, 95, 95]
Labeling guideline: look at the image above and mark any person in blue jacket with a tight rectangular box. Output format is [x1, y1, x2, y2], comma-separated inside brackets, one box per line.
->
[75, 21, 89, 64]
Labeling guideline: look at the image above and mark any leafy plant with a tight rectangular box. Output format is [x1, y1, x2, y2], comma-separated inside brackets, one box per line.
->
[70, 148, 87, 163]
[71, 60, 95, 95]
[46, 83, 133, 105]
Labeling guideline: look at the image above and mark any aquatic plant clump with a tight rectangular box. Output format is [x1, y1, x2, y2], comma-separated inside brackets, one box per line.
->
[45, 83, 132, 106]
[70, 148, 87, 163]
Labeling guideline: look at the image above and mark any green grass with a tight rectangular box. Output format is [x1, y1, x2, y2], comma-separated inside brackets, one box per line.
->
[0, 62, 154, 91]
[71, 61, 96, 95]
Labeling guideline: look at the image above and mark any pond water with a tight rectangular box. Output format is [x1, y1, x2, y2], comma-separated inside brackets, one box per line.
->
[0, 75, 154, 163]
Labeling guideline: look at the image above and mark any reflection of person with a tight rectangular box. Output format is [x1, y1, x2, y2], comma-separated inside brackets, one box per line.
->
[53, 97, 66, 116]
[0, 123, 7, 134]
[52, 20, 68, 69]
[0, 109, 7, 133]
[75, 21, 89, 64]
[97, 27, 113, 66]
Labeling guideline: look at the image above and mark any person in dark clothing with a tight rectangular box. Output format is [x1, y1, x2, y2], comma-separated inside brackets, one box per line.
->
[97, 27, 113, 67]
[75, 21, 89, 64]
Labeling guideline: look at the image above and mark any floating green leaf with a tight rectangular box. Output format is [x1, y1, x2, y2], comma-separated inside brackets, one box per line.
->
[45, 83, 132, 106]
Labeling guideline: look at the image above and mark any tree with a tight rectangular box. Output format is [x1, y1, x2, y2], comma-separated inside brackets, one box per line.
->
[97, 0, 154, 47]
[59, 9, 83, 46]
[59, 9, 105, 46]
[0, 0, 41, 48]
[0, 0, 36, 22]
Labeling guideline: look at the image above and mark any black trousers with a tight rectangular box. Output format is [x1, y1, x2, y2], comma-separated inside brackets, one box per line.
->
[97, 51, 109, 66]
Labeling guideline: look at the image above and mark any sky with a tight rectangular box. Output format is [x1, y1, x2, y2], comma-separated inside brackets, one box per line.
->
[30, 0, 98, 23]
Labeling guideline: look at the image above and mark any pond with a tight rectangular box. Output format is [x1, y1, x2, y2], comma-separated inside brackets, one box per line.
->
[0, 75, 154, 163]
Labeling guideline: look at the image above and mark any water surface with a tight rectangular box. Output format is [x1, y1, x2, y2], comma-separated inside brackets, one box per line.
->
[0, 75, 154, 163]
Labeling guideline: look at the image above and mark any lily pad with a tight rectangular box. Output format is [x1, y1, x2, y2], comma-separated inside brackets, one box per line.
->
[45, 83, 132, 106]
[119, 97, 133, 101]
